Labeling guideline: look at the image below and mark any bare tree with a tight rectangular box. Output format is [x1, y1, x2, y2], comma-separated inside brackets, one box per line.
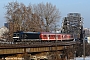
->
[5, 2, 21, 40]
[33, 2, 61, 32]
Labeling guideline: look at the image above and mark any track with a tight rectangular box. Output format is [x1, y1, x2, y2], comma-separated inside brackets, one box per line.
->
[0, 41, 76, 49]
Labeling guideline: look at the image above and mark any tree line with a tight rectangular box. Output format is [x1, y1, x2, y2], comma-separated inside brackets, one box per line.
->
[5, 2, 61, 32]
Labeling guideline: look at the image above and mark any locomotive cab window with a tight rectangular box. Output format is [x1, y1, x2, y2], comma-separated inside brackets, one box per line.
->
[13, 33, 19, 37]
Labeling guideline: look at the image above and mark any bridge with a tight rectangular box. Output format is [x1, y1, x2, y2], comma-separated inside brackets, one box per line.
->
[0, 41, 76, 60]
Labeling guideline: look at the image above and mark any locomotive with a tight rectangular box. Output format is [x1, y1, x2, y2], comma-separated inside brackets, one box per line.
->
[13, 31, 74, 42]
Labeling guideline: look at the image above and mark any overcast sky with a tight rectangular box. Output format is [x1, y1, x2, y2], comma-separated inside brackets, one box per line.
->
[0, 0, 90, 28]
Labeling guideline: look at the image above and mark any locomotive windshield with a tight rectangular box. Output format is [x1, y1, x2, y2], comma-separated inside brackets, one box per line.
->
[13, 33, 20, 37]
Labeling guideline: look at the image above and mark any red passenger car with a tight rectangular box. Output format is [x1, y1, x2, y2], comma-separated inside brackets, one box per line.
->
[40, 32, 73, 41]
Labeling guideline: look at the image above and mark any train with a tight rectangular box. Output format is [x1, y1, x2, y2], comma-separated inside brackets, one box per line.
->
[13, 31, 74, 42]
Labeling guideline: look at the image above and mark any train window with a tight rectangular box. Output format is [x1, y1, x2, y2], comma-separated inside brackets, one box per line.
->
[49, 35, 55, 39]
[58, 35, 61, 39]
[64, 35, 67, 38]
[52, 35, 55, 37]
[42, 35, 47, 39]
[13, 33, 19, 37]
[62, 35, 67, 38]
[67, 35, 71, 38]
[44, 35, 47, 37]
[62, 35, 63, 38]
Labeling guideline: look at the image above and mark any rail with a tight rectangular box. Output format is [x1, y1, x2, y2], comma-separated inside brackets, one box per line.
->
[0, 41, 76, 49]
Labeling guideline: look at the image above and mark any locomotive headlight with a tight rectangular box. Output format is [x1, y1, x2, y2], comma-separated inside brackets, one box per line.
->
[13, 37, 20, 38]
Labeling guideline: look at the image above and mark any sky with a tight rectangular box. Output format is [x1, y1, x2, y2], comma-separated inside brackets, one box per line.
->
[0, 0, 90, 28]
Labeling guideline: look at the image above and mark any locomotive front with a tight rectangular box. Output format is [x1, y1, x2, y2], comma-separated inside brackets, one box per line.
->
[13, 31, 22, 42]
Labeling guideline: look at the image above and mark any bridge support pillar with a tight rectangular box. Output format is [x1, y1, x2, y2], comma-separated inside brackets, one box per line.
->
[23, 48, 30, 60]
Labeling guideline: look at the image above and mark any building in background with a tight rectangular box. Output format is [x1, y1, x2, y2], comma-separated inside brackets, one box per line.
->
[83, 28, 90, 43]
[84, 28, 90, 37]
[4, 23, 9, 28]
[61, 13, 83, 40]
